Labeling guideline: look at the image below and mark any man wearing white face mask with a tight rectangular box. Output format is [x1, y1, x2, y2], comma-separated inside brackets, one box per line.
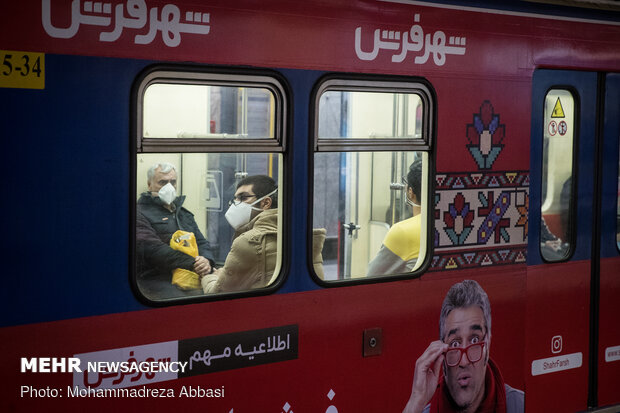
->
[201, 175, 278, 294]
[136, 163, 214, 299]
[367, 158, 423, 276]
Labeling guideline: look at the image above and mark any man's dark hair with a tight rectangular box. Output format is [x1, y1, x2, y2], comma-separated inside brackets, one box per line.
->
[439, 280, 492, 341]
[237, 175, 278, 208]
[407, 158, 422, 202]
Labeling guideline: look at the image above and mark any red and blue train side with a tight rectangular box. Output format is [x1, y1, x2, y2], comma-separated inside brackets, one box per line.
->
[1, 0, 619, 411]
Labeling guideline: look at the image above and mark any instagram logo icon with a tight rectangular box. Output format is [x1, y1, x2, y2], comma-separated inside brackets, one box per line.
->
[551, 335, 563, 354]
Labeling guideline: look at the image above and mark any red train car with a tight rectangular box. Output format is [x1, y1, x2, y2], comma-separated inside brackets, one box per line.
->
[1, 0, 619, 412]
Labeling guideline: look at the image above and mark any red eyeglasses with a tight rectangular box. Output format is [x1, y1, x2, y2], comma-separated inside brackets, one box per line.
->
[444, 341, 486, 367]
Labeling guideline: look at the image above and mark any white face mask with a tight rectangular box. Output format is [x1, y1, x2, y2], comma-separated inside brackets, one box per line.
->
[225, 188, 277, 230]
[225, 202, 254, 230]
[158, 183, 177, 205]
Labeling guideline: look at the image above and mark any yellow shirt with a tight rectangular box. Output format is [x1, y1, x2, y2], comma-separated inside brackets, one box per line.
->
[383, 215, 421, 261]
[367, 214, 421, 276]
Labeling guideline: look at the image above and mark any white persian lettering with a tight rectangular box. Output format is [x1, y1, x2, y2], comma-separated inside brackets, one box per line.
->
[354, 14, 466, 66]
[189, 333, 292, 369]
[41, 0, 210, 47]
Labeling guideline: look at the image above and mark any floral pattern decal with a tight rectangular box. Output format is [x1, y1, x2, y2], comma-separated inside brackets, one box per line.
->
[443, 193, 475, 245]
[431, 100, 529, 271]
[515, 193, 528, 241]
[466, 101, 505, 170]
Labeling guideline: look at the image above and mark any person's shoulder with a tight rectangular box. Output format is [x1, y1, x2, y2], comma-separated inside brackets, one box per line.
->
[253, 209, 278, 230]
[137, 193, 153, 207]
[260, 208, 278, 219]
[505, 383, 524, 398]
[175, 196, 196, 216]
[136, 196, 162, 219]
[406, 214, 421, 229]
[385, 217, 408, 237]
[384, 216, 419, 242]
[504, 383, 524, 413]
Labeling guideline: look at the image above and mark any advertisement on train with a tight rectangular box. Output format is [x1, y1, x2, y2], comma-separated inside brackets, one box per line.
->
[1, 1, 620, 412]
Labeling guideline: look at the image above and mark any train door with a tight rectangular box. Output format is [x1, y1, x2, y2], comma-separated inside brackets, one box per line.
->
[528, 69, 620, 412]
[598, 73, 620, 409]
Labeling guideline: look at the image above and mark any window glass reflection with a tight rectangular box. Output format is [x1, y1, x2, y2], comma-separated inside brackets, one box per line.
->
[143, 84, 275, 139]
[313, 151, 428, 280]
[318, 90, 423, 139]
[540, 90, 574, 261]
[135, 152, 282, 300]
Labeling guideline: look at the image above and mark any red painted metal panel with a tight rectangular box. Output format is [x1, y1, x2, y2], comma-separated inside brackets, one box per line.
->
[0, 1, 618, 411]
[2, 0, 620, 76]
[526, 261, 590, 413]
[598, 256, 620, 406]
[1, 269, 525, 411]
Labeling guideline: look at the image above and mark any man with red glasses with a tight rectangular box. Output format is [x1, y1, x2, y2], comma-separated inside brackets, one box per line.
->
[403, 280, 524, 413]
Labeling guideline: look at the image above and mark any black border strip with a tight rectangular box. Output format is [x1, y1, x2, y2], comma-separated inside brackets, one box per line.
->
[587, 72, 605, 410]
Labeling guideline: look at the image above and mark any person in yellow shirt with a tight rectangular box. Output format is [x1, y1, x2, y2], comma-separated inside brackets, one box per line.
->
[367, 159, 421, 276]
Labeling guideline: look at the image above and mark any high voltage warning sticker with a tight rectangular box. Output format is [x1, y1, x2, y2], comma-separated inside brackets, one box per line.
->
[551, 97, 565, 118]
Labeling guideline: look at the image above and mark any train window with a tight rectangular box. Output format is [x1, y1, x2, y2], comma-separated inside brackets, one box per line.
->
[137, 71, 285, 152]
[540, 89, 575, 262]
[318, 91, 424, 141]
[134, 70, 286, 302]
[143, 84, 275, 140]
[312, 79, 432, 282]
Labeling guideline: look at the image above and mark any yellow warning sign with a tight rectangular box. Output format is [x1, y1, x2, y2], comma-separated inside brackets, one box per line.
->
[551, 97, 565, 118]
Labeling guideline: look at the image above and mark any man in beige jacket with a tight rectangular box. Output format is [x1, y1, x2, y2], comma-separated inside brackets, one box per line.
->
[201, 175, 278, 293]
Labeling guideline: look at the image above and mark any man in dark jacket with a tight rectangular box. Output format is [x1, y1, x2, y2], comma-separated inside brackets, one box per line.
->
[136, 162, 214, 299]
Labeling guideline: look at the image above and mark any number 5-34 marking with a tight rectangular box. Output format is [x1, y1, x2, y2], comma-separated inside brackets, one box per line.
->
[0, 50, 45, 90]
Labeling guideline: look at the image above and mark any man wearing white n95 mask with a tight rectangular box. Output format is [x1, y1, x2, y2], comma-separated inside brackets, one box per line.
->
[201, 175, 278, 294]
[136, 162, 214, 299]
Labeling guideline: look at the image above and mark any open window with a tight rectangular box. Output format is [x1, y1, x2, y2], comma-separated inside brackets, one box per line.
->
[311, 77, 433, 283]
[133, 68, 287, 302]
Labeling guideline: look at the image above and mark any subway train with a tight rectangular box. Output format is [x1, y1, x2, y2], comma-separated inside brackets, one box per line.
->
[1, 0, 620, 412]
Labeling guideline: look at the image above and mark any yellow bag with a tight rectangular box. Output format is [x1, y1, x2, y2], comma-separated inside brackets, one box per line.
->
[169, 230, 202, 290]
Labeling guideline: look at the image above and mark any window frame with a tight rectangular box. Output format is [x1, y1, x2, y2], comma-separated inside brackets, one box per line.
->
[136, 66, 288, 154]
[130, 65, 290, 306]
[313, 78, 433, 153]
[539, 86, 580, 263]
[309, 74, 435, 286]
